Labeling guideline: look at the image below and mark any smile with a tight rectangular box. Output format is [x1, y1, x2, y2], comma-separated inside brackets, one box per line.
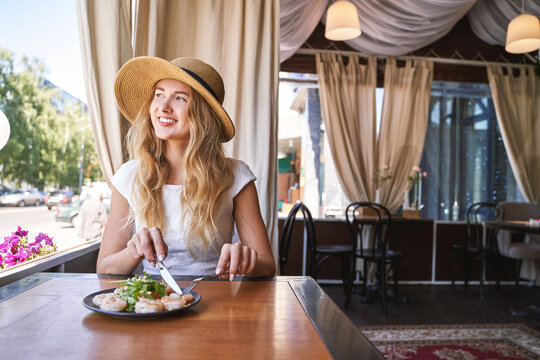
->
[158, 116, 177, 124]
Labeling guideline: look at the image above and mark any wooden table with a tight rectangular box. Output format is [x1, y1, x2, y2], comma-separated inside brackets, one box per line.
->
[483, 220, 540, 235]
[0, 273, 383, 359]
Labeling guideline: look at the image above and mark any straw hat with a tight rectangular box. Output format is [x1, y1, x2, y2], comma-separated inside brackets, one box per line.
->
[114, 56, 235, 142]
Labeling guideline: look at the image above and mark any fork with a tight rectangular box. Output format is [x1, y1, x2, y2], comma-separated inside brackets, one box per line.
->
[183, 272, 229, 294]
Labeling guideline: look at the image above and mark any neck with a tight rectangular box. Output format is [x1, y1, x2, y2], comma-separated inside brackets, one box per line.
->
[164, 140, 188, 185]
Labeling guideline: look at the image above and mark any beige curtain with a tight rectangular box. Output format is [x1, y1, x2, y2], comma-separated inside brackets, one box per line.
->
[378, 58, 433, 212]
[315, 53, 378, 202]
[76, 0, 280, 255]
[487, 65, 540, 204]
[76, 0, 133, 183]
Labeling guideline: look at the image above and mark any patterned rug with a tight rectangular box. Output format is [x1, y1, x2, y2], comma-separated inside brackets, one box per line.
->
[359, 323, 540, 360]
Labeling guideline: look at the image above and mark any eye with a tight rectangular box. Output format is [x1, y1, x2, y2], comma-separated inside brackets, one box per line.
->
[154, 91, 164, 98]
[176, 95, 188, 102]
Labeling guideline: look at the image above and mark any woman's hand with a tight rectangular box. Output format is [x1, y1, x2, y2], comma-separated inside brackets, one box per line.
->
[215, 243, 258, 281]
[126, 226, 168, 267]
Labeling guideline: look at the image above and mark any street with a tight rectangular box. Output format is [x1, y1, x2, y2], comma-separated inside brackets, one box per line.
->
[0, 205, 85, 251]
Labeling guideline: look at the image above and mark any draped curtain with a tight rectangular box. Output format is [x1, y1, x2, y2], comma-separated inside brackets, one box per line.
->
[377, 59, 434, 212]
[280, 0, 540, 62]
[77, 0, 280, 255]
[76, 0, 133, 183]
[315, 53, 377, 202]
[280, 0, 328, 62]
[316, 54, 433, 213]
[487, 66, 540, 203]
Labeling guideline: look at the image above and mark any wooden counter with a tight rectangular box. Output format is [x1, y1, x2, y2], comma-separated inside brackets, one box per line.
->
[278, 217, 434, 281]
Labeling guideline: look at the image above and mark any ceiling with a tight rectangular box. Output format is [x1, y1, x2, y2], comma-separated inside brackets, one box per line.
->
[281, 5, 539, 84]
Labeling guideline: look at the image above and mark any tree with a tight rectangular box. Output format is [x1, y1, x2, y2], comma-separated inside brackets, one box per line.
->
[0, 49, 99, 190]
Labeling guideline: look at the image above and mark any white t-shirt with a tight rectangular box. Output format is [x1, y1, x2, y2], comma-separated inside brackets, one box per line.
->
[111, 158, 256, 276]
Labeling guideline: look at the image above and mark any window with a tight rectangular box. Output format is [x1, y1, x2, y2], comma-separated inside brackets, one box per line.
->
[420, 81, 524, 220]
[278, 72, 349, 218]
[278, 75, 523, 220]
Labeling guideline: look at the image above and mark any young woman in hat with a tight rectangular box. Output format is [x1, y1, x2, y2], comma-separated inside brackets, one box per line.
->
[96, 57, 275, 280]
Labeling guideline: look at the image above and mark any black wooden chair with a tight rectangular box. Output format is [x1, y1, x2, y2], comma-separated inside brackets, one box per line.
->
[345, 201, 402, 315]
[451, 202, 500, 299]
[279, 201, 353, 297]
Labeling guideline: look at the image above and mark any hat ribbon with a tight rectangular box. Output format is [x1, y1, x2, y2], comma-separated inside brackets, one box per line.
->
[181, 67, 219, 102]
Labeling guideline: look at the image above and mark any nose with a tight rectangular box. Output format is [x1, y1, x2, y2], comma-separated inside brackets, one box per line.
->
[159, 97, 173, 112]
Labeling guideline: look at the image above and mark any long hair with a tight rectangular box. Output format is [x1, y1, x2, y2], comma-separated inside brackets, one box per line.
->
[126, 85, 233, 257]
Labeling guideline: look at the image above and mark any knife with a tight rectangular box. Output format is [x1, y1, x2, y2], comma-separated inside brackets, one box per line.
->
[157, 260, 183, 295]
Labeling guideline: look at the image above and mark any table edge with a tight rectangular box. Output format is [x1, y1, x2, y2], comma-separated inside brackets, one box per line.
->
[289, 277, 385, 360]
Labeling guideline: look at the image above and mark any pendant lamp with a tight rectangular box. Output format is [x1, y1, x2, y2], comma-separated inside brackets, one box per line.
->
[325, 0, 361, 41]
[505, 1, 540, 53]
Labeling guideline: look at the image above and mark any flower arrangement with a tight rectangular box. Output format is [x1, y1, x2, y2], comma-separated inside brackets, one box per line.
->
[408, 166, 428, 187]
[373, 165, 393, 189]
[0, 227, 57, 269]
[404, 166, 428, 211]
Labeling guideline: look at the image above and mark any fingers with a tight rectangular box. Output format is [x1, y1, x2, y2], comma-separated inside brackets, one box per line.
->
[215, 245, 231, 278]
[216, 243, 258, 281]
[127, 227, 168, 266]
[150, 227, 168, 262]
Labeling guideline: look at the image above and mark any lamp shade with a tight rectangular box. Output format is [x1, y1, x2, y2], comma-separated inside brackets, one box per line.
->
[0, 109, 10, 150]
[325, 0, 361, 41]
[505, 13, 540, 54]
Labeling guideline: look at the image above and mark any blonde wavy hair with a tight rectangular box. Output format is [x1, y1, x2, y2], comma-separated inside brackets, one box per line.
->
[125, 84, 234, 257]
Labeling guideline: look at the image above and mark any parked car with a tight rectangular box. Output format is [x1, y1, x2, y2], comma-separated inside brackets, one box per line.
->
[55, 197, 110, 229]
[45, 190, 74, 210]
[0, 188, 45, 207]
[0, 185, 10, 196]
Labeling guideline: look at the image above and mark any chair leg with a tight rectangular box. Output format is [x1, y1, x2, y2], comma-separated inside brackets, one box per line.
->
[380, 261, 387, 316]
[479, 251, 485, 300]
[463, 252, 470, 290]
[514, 259, 521, 298]
[309, 253, 318, 280]
[341, 255, 350, 301]
[362, 260, 368, 296]
[495, 253, 502, 291]
[451, 248, 457, 292]
[392, 259, 400, 302]
[345, 256, 355, 308]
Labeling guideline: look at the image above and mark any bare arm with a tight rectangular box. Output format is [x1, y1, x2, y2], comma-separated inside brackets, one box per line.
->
[216, 182, 276, 279]
[96, 187, 168, 274]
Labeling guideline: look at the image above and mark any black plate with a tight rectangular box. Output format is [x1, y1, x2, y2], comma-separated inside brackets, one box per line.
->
[83, 288, 201, 318]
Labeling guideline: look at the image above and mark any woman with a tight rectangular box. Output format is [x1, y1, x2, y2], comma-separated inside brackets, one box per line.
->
[97, 57, 275, 280]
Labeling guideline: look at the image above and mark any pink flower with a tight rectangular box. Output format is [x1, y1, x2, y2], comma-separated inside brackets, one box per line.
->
[0, 228, 56, 268]
[423, 171, 428, 177]
[35, 233, 54, 247]
[14, 226, 28, 237]
[413, 166, 421, 172]
[382, 164, 390, 170]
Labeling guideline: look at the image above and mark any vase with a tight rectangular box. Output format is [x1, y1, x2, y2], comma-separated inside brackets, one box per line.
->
[403, 189, 410, 209]
[375, 189, 380, 204]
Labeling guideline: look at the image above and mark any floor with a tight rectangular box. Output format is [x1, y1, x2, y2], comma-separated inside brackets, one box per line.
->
[320, 283, 540, 329]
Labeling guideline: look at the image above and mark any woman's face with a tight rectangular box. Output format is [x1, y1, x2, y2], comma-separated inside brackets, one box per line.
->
[149, 78, 192, 143]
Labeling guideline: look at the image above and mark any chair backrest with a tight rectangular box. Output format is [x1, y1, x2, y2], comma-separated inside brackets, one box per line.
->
[465, 202, 499, 248]
[498, 202, 540, 221]
[345, 202, 391, 257]
[496, 202, 540, 257]
[279, 201, 316, 275]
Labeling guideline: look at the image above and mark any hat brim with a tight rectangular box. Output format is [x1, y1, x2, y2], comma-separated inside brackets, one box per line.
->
[115, 57, 235, 142]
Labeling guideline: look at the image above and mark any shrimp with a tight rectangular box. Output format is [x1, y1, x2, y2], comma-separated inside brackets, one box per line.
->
[99, 294, 128, 312]
[160, 295, 186, 311]
[135, 297, 164, 313]
[182, 293, 195, 303]
[92, 293, 110, 307]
